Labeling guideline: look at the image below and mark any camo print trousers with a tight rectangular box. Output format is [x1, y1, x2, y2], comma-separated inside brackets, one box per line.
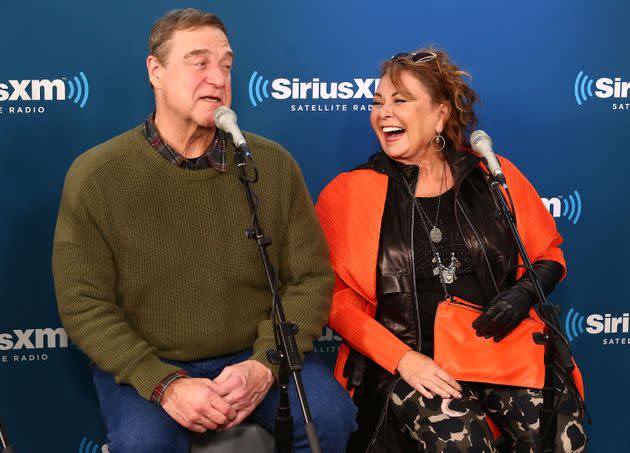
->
[388, 378, 587, 452]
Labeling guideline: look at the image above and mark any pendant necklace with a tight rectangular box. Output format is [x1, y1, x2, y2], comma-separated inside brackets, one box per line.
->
[406, 159, 447, 243]
[399, 159, 460, 288]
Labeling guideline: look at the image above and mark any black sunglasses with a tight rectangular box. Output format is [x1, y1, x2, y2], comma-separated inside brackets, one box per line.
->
[389, 51, 437, 63]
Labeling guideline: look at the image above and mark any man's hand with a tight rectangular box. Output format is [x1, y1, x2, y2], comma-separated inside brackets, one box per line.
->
[212, 360, 274, 430]
[160, 378, 237, 432]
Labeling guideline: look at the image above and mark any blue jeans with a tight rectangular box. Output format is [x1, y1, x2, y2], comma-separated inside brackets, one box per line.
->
[91, 350, 357, 453]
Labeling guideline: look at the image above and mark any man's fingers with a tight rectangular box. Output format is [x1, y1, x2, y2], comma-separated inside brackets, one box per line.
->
[200, 407, 232, 427]
[222, 408, 254, 430]
[189, 423, 208, 433]
[208, 393, 237, 419]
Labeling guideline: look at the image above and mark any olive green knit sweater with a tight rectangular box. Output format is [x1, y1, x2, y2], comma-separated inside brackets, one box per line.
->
[52, 125, 333, 400]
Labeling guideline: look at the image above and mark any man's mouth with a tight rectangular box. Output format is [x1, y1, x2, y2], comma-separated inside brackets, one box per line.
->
[200, 95, 221, 103]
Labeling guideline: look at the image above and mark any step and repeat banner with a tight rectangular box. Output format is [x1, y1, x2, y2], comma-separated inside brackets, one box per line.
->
[1, 0, 628, 451]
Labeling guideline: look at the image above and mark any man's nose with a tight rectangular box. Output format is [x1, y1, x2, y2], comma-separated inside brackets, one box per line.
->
[204, 63, 227, 87]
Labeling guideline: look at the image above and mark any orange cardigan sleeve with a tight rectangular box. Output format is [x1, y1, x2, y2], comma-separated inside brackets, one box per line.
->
[328, 276, 412, 375]
[499, 156, 567, 279]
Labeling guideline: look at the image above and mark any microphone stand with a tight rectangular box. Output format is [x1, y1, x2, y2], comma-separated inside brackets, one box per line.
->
[0, 418, 15, 453]
[487, 177, 576, 453]
[233, 146, 322, 453]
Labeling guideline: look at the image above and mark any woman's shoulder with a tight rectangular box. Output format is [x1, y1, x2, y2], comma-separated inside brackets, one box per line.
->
[318, 166, 387, 206]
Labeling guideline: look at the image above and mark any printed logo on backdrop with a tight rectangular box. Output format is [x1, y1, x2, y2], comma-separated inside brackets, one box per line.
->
[248, 71, 379, 112]
[79, 437, 109, 453]
[565, 307, 630, 346]
[574, 70, 630, 110]
[0, 72, 89, 115]
[0, 327, 69, 364]
[541, 190, 582, 224]
[314, 327, 341, 369]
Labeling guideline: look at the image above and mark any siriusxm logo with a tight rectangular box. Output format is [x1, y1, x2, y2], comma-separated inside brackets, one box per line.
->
[574, 70, 630, 107]
[248, 71, 379, 108]
[79, 437, 109, 453]
[541, 190, 582, 224]
[0, 72, 89, 109]
[565, 308, 586, 341]
[0, 327, 68, 351]
[565, 307, 630, 344]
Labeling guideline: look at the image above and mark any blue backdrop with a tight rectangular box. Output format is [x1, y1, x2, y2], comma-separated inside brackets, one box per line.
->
[1, 1, 628, 451]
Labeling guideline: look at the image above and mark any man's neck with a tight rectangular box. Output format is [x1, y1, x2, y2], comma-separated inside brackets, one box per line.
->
[154, 111, 216, 159]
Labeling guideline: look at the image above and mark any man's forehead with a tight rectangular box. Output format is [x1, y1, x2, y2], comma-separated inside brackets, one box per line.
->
[171, 26, 232, 53]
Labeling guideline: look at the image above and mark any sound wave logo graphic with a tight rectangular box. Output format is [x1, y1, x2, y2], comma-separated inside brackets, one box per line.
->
[248, 71, 270, 107]
[79, 437, 108, 453]
[574, 71, 594, 106]
[66, 72, 90, 108]
[564, 307, 585, 342]
[560, 190, 582, 224]
[66, 71, 90, 108]
[541, 190, 582, 225]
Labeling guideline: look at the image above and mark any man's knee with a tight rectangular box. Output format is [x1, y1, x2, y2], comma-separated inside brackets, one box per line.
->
[312, 389, 357, 443]
[107, 422, 190, 453]
[105, 407, 190, 453]
[302, 364, 357, 446]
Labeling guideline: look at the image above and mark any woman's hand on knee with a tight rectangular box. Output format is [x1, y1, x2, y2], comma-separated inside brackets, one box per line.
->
[396, 351, 463, 400]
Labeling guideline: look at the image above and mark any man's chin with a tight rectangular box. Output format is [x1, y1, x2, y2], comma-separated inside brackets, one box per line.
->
[193, 114, 217, 131]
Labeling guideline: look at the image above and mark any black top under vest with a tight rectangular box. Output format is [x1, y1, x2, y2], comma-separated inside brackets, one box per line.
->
[413, 188, 486, 357]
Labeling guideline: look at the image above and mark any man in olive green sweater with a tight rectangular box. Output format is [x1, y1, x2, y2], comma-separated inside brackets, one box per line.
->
[52, 9, 355, 453]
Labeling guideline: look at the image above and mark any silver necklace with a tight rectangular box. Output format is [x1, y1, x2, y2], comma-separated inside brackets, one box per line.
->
[399, 161, 460, 289]
[432, 251, 461, 285]
[414, 160, 447, 243]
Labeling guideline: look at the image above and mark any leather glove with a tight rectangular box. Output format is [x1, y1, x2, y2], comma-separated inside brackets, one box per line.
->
[472, 260, 564, 342]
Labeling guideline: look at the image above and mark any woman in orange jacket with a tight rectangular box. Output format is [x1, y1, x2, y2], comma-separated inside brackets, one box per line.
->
[316, 49, 586, 452]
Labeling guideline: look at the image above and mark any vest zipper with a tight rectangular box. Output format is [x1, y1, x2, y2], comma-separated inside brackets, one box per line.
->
[365, 173, 422, 452]
[455, 197, 500, 294]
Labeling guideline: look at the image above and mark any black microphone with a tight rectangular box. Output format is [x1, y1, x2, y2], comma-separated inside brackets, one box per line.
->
[214, 106, 251, 156]
[470, 130, 506, 186]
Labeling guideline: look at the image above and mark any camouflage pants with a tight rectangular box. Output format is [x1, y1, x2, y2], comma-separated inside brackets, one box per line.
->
[389, 378, 586, 452]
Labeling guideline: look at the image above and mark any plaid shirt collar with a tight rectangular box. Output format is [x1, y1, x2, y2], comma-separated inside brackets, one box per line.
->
[143, 113, 227, 172]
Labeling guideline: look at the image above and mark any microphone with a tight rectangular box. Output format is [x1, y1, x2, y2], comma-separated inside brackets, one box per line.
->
[470, 130, 506, 185]
[214, 106, 250, 155]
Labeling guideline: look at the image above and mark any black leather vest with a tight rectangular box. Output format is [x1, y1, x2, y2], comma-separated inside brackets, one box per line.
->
[345, 148, 519, 452]
[372, 148, 518, 352]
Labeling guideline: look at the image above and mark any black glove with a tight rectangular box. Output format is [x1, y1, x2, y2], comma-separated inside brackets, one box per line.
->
[472, 260, 564, 342]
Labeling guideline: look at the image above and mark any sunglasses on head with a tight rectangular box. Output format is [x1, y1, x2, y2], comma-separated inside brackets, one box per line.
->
[389, 51, 437, 63]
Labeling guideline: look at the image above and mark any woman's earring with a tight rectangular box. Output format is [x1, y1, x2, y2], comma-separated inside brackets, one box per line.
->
[432, 133, 446, 152]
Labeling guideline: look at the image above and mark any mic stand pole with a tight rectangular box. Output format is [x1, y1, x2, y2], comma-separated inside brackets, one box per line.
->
[488, 179, 575, 453]
[0, 418, 15, 453]
[234, 148, 322, 453]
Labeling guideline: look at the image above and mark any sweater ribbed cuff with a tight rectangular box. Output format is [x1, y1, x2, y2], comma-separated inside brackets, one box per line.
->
[249, 347, 280, 381]
[124, 354, 185, 401]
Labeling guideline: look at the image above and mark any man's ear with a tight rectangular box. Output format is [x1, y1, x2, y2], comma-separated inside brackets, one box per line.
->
[147, 55, 163, 90]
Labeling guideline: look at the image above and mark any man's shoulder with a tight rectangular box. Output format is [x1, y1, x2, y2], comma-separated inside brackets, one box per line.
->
[243, 131, 291, 159]
[70, 125, 144, 177]
[63, 125, 144, 191]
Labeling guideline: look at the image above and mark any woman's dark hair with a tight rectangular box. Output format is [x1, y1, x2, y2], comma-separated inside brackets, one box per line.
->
[382, 48, 478, 151]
